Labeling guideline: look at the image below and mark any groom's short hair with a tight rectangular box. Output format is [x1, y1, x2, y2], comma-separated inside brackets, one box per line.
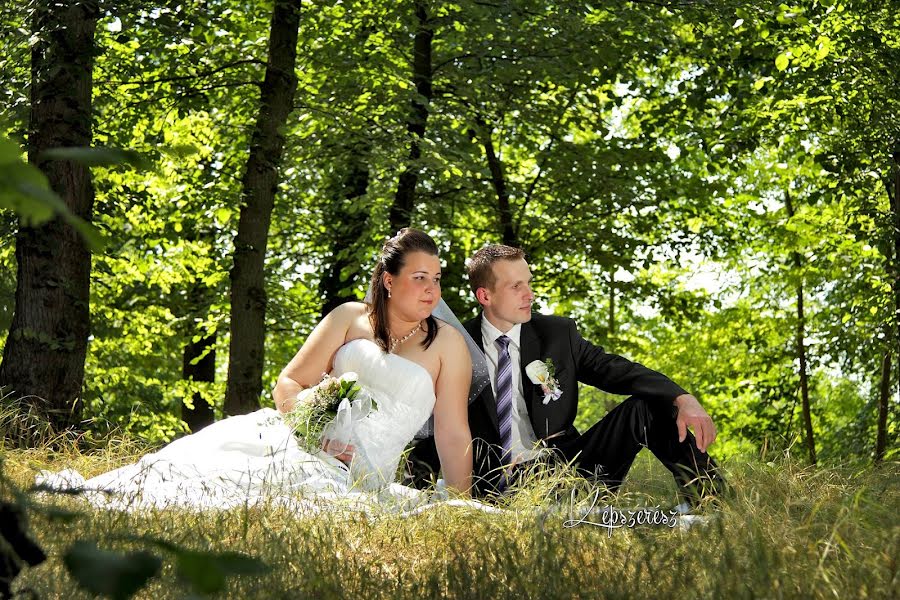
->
[466, 244, 526, 293]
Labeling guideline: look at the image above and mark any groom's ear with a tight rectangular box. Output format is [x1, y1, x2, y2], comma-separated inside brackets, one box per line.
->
[475, 286, 490, 306]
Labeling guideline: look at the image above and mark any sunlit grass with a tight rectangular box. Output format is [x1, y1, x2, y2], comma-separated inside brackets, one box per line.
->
[2, 438, 898, 599]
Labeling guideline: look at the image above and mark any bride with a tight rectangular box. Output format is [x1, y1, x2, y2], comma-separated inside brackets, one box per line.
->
[38, 229, 476, 510]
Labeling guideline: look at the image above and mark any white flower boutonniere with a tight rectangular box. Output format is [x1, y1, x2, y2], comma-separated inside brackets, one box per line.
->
[525, 359, 563, 404]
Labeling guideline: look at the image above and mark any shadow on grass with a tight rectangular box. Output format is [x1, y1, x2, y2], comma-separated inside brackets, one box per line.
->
[3, 440, 897, 599]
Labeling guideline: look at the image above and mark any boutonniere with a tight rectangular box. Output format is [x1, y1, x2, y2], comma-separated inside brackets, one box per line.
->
[525, 359, 563, 404]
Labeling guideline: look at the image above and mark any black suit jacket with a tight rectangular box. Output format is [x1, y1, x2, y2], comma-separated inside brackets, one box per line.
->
[410, 313, 688, 495]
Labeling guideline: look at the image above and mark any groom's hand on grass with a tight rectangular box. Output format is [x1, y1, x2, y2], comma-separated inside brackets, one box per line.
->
[322, 439, 355, 465]
[674, 394, 717, 453]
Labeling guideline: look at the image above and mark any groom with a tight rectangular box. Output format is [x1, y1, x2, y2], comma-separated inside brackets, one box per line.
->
[410, 244, 725, 502]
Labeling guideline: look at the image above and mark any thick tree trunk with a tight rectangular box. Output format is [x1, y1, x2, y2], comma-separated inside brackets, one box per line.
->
[389, 0, 433, 231]
[875, 353, 890, 463]
[785, 191, 816, 465]
[475, 116, 518, 247]
[224, 0, 300, 416]
[0, 0, 99, 434]
[319, 143, 371, 318]
[181, 331, 216, 432]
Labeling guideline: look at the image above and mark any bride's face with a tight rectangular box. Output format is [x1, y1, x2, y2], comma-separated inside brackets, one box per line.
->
[385, 251, 442, 321]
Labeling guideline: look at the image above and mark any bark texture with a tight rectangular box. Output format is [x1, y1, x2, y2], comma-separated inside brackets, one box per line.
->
[785, 190, 816, 465]
[224, 0, 300, 415]
[0, 0, 99, 434]
[389, 0, 433, 231]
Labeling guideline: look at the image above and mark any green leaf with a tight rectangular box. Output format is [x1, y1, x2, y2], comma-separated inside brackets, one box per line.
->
[212, 551, 271, 576]
[775, 53, 790, 71]
[31, 504, 83, 523]
[163, 143, 200, 158]
[215, 207, 232, 224]
[816, 37, 831, 60]
[176, 550, 227, 594]
[175, 549, 270, 594]
[10, 180, 106, 251]
[67, 214, 107, 252]
[63, 540, 162, 600]
[0, 137, 107, 249]
[41, 146, 152, 170]
[0, 136, 23, 164]
[0, 163, 58, 225]
[0, 501, 46, 568]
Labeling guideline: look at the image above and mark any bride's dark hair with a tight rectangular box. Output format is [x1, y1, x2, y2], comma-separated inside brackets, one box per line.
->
[369, 228, 439, 352]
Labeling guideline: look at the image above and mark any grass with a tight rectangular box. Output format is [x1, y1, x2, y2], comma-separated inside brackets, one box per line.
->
[2, 438, 898, 599]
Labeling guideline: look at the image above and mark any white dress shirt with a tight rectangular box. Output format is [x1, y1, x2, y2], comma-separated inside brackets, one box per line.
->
[481, 318, 543, 464]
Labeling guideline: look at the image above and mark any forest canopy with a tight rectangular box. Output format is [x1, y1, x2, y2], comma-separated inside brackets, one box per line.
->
[0, 0, 897, 464]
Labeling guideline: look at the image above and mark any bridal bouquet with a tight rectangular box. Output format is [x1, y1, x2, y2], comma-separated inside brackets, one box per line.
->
[284, 372, 374, 453]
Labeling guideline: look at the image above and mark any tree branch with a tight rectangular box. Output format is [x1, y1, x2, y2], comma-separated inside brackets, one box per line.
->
[96, 58, 266, 86]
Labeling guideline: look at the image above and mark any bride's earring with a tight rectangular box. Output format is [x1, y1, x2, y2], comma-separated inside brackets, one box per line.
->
[387, 287, 392, 299]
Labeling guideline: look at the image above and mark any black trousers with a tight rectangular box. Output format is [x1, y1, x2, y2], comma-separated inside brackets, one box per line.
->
[406, 396, 725, 501]
[543, 396, 725, 501]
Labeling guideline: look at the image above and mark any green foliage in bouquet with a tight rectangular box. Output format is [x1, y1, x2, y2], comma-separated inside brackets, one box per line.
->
[283, 372, 373, 453]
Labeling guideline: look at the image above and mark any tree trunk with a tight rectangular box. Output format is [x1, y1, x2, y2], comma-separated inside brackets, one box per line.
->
[785, 190, 816, 465]
[181, 279, 217, 431]
[608, 271, 616, 337]
[181, 331, 216, 432]
[475, 116, 518, 247]
[892, 144, 900, 408]
[879, 143, 900, 462]
[795, 278, 816, 465]
[875, 352, 890, 463]
[389, 0, 433, 231]
[0, 0, 99, 434]
[224, 0, 300, 416]
[319, 143, 371, 318]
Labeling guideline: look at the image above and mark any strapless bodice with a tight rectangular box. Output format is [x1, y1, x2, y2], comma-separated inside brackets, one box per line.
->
[332, 338, 435, 411]
[330, 338, 436, 488]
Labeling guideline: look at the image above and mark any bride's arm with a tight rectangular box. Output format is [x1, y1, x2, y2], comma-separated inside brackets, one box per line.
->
[432, 328, 473, 496]
[272, 302, 361, 413]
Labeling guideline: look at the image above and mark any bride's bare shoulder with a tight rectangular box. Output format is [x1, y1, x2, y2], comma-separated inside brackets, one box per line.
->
[432, 320, 470, 360]
[433, 318, 462, 338]
[315, 302, 370, 340]
[327, 301, 369, 320]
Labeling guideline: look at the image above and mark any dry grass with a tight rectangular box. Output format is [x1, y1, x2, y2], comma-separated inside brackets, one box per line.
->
[2, 441, 898, 599]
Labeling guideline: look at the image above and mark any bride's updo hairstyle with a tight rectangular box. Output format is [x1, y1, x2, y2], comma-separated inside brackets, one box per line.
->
[369, 228, 439, 353]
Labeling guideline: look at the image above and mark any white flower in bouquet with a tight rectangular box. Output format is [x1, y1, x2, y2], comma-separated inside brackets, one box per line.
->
[284, 372, 375, 453]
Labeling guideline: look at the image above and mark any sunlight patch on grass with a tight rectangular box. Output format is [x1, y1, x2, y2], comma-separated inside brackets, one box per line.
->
[2, 442, 897, 599]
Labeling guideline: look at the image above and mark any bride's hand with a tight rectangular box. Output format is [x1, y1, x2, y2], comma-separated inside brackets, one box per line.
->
[322, 439, 355, 465]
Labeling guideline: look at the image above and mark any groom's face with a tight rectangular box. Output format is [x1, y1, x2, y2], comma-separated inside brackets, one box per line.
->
[480, 258, 534, 332]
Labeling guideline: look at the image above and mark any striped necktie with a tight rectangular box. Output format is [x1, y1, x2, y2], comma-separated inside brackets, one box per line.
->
[495, 335, 513, 461]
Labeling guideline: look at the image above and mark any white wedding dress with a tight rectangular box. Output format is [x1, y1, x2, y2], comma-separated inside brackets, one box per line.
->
[37, 339, 473, 514]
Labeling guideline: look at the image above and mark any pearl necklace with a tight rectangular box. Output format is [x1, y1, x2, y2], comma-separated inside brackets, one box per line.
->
[389, 322, 422, 354]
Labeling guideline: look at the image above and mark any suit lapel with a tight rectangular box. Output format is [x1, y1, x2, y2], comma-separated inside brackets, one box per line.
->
[465, 315, 499, 431]
[519, 320, 542, 425]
